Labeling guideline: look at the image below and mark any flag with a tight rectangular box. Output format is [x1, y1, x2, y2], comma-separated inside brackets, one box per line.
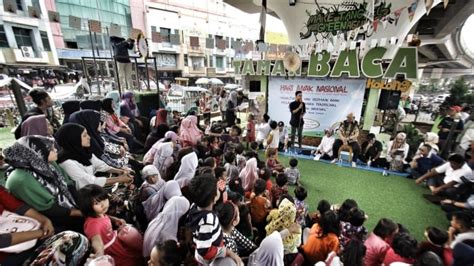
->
[408, 0, 418, 22]
[425, 0, 434, 15]
[364, 0, 375, 21]
[259, 0, 267, 41]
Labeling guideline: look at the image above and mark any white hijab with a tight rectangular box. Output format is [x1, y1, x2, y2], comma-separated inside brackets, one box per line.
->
[173, 152, 198, 188]
[143, 196, 190, 257]
[143, 180, 182, 221]
[254, 231, 284, 266]
[152, 142, 175, 175]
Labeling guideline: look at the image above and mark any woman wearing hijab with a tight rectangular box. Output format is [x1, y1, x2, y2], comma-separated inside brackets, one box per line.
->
[61, 100, 80, 124]
[4, 136, 83, 231]
[142, 180, 182, 221]
[240, 158, 259, 192]
[179, 115, 203, 147]
[151, 108, 168, 128]
[143, 131, 178, 164]
[79, 100, 101, 111]
[143, 196, 190, 257]
[265, 198, 302, 255]
[20, 114, 53, 137]
[121, 91, 148, 141]
[386, 132, 410, 172]
[69, 110, 129, 168]
[55, 123, 132, 190]
[173, 151, 199, 188]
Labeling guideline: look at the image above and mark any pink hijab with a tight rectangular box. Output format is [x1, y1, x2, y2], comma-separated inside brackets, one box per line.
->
[179, 115, 202, 147]
[240, 158, 258, 192]
[21, 114, 49, 137]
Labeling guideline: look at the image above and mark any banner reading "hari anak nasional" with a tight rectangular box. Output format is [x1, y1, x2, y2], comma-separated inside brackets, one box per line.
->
[267, 77, 366, 136]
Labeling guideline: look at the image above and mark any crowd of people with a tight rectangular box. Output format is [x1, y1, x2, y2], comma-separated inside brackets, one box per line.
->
[0, 88, 473, 265]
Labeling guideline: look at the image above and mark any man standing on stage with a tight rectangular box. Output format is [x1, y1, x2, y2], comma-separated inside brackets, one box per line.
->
[289, 91, 306, 148]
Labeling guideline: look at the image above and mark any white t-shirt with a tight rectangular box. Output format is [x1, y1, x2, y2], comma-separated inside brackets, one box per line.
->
[318, 135, 335, 156]
[435, 162, 473, 186]
[256, 122, 271, 142]
[268, 129, 280, 149]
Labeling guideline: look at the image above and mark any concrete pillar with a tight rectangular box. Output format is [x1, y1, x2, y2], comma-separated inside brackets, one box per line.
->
[363, 89, 380, 131]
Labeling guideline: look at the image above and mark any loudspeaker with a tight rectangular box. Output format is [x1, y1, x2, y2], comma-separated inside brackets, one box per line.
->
[378, 90, 401, 110]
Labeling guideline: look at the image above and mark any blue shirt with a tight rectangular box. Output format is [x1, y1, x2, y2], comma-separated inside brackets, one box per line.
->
[416, 154, 444, 175]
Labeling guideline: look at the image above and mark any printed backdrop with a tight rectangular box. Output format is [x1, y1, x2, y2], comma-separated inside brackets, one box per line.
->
[267, 77, 366, 136]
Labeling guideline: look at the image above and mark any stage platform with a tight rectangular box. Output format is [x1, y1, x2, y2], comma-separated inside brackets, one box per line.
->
[279, 146, 409, 177]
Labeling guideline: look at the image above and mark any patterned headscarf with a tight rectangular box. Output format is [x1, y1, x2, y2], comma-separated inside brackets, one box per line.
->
[4, 136, 76, 208]
[265, 198, 301, 254]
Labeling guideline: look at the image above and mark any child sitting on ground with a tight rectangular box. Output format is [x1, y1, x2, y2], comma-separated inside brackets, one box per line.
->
[306, 199, 331, 228]
[78, 184, 144, 265]
[249, 179, 271, 243]
[364, 218, 399, 266]
[271, 173, 289, 208]
[235, 144, 247, 172]
[285, 157, 301, 185]
[224, 151, 239, 182]
[139, 165, 165, 202]
[294, 186, 309, 228]
[383, 233, 418, 265]
[339, 207, 368, 249]
[186, 175, 242, 265]
[266, 148, 284, 175]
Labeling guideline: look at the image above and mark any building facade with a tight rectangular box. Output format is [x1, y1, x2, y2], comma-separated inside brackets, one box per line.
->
[0, 0, 59, 73]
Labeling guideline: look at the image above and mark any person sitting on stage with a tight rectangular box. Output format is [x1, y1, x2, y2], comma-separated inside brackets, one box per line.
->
[359, 133, 384, 167]
[407, 144, 444, 179]
[331, 113, 361, 167]
[313, 129, 335, 161]
[386, 132, 410, 172]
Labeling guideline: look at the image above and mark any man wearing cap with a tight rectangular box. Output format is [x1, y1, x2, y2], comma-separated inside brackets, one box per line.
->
[289, 91, 306, 149]
[438, 106, 464, 156]
[331, 113, 361, 167]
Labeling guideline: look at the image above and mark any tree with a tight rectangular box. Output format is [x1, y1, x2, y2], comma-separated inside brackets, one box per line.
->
[442, 77, 471, 106]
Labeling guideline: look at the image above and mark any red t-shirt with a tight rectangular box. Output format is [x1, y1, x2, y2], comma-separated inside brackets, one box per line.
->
[84, 216, 141, 266]
[383, 248, 415, 265]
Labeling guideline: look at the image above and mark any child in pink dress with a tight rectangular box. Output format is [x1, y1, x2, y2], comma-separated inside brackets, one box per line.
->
[78, 184, 143, 266]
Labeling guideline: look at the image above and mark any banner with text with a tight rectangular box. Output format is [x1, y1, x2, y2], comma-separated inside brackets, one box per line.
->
[268, 77, 366, 136]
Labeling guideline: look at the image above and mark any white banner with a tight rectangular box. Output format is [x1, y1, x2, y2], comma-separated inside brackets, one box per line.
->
[267, 77, 366, 136]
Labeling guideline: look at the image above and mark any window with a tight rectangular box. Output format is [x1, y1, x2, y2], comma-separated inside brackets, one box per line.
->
[40, 31, 50, 51]
[216, 56, 224, 69]
[16, 0, 23, 11]
[183, 54, 188, 66]
[0, 26, 8, 47]
[160, 27, 170, 43]
[13, 27, 33, 48]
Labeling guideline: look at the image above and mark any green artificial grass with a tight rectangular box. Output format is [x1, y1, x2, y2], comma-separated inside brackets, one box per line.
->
[276, 155, 449, 241]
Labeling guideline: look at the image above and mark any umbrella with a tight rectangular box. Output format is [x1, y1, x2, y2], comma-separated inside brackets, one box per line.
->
[195, 78, 210, 85]
[209, 78, 223, 85]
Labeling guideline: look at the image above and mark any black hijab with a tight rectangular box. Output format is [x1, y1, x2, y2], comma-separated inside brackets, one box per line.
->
[68, 110, 104, 159]
[80, 100, 102, 111]
[61, 100, 80, 124]
[56, 123, 93, 166]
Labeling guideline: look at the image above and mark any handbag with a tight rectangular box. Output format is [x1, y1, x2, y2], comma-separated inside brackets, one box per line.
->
[0, 210, 40, 253]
